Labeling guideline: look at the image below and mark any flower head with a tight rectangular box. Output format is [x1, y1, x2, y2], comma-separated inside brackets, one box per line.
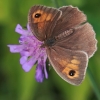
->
[8, 24, 48, 82]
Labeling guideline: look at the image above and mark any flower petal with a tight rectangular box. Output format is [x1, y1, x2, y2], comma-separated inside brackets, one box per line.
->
[20, 56, 27, 65]
[20, 50, 32, 57]
[27, 24, 30, 31]
[35, 66, 44, 82]
[15, 24, 30, 35]
[35, 59, 44, 82]
[15, 24, 23, 34]
[22, 54, 38, 72]
[7, 45, 23, 53]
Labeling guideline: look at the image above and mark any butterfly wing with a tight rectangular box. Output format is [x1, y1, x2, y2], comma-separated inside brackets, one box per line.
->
[28, 5, 62, 41]
[46, 46, 88, 85]
[54, 22, 97, 58]
[50, 6, 97, 58]
[52, 6, 87, 37]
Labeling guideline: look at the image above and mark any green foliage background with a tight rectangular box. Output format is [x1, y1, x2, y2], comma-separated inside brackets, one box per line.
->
[0, 0, 100, 100]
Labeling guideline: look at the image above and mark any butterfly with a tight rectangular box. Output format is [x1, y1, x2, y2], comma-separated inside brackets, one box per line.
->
[28, 5, 97, 85]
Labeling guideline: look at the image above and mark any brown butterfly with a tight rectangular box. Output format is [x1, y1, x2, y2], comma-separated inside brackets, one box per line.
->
[28, 5, 97, 85]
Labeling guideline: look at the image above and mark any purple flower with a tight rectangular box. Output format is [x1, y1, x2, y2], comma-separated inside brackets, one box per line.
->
[8, 24, 48, 82]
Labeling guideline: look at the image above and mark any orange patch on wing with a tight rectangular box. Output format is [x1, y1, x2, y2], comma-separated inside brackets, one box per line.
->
[73, 56, 77, 59]
[32, 10, 53, 23]
[38, 22, 45, 31]
[62, 67, 79, 79]
[71, 56, 80, 65]
[71, 59, 80, 65]
[59, 58, 80, 79]
[32, 10, 42, 23]
[58, 59, 69, 67]
[54, 57, 80, 79]
[46, 13, 52, 21]
[67, 63, 79, 70]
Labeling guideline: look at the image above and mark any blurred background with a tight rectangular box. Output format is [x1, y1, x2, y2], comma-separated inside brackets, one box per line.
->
[0, 0, 100, 100]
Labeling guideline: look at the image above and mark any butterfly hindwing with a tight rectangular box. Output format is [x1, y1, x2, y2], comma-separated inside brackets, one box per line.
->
[46, 46, 88, 85]
[54, 23, 97, 58]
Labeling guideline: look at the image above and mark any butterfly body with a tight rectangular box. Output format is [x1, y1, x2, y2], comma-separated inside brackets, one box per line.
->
[28, 5, 97, 85]
[44, 38, 56, 46]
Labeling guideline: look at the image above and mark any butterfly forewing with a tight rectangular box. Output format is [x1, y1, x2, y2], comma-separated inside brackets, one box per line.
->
[28, 5, 62, 41]
[46, 46, 88, 85]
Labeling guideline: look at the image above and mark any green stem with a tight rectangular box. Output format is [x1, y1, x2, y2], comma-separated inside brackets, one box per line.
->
[87, 67, 100, 100]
